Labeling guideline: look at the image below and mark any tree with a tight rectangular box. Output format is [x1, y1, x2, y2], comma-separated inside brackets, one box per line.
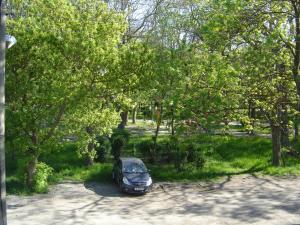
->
[105, 0, 164, 127]
[182, 0, 297, 165]
[6, 0, 125, 187]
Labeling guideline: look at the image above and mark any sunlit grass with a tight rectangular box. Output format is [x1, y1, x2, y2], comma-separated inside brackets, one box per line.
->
[50, 163, 113, 183]
[6, 133, 300, 195]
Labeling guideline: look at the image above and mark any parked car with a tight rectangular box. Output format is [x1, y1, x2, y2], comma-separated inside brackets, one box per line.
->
[112, 157, 153, 194]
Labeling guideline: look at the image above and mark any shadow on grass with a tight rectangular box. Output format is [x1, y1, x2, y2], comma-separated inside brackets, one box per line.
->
[6, 177, 29, 195]
[207, 164, 266, 178]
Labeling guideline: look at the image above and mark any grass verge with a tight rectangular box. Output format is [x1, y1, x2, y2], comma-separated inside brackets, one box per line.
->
[6, 134, 300, 195]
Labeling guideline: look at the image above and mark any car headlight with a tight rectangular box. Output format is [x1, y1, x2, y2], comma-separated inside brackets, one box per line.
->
[146, 177, 152, 186]
[123, 177, 131, 185]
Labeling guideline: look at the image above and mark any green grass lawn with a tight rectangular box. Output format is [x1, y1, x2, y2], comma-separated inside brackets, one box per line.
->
[148, 135, 300, 181]
[6, 133, 300, 195]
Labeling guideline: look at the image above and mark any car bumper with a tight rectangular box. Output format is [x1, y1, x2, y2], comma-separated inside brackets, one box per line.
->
[121, 184, 152, 194]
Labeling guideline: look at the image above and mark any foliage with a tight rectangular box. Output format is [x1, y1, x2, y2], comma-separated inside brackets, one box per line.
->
[32, 162, 53, 193]
[95, 136, 111, 163]
[6, 0, 126, 186]
[72, 108, 120, 165]
[111, 135, 126, 160]
[171, 140, 206, 171]
[157, 140, 174, 163]
[110, 128, 131, 160]
[111, 129, 130, 143]
[135, 135, 206, 171]
[173, 147, 188, 172]
[185, 144, 206, 168]
[6, 134, 300, 195]
[5, 0, 300, 194]
[136, 139, 156, 163]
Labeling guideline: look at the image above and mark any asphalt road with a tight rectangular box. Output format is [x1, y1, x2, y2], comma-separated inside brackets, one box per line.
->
[7, 175, 300, 225]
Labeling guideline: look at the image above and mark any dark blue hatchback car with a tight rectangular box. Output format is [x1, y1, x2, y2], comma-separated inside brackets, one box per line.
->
[112, 157, 153, 194]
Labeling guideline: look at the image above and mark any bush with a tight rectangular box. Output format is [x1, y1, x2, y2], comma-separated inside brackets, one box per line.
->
[194, 151, 206, 169]
[184, 143, 206, 168]
[111, 128, 130, 143]
[32, 162, 53, 193]
[186, 143, 197, 163]
[291, 138, 300, 154]
[172, 140, 206, 171]
[137, 139, 156, 163]
[111, 135, 126, 160]
[158, 142, 173, 163]
[95, 135, 111, 163]
[158, 136, 179, 163]
[173, 148, 188, 172]
[110, 128, 130, 161]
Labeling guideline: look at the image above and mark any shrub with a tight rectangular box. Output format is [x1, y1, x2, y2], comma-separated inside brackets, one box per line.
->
[240, 116, 254, 134]
[159, 136, 180, 163]
[111, 135, 126, 160]
[137, 139, 155, 163]
[184, 143, 206, 168]
[173, 141, 206, 170]
[173, 148, 188, 172]
[32, 162, 53, 193]
[95, 135, 111, 163]
[111, 128, 130, 143]
[291, 138, 300, 154]
[158, 142, 173, 163]
[185, 143, 197, 163]
[110, 128, 130, 161]
[194, 151, 206, 169]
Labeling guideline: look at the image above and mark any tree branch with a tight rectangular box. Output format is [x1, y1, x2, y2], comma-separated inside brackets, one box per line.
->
[40, 99, 67, 145]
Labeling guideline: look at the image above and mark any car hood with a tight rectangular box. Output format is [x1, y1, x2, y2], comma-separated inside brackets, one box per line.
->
[124, 172, 150, 183]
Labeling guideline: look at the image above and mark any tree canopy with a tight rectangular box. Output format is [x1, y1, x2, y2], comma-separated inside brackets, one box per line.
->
[5, 0, 300, 189]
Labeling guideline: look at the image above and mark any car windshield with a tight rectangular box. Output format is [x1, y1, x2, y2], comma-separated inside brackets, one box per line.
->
[123, 161, 147, 173]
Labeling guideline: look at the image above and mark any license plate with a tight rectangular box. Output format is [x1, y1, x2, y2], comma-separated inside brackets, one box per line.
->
[134, 187, 144, 191]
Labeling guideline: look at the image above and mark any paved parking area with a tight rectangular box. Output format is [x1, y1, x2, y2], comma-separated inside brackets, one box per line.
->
[7, 175, 300, 225]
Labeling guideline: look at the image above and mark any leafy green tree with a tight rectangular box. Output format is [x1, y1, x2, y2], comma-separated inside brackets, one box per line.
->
[180, 0, 297, 165]
[6, 0, 125, 187]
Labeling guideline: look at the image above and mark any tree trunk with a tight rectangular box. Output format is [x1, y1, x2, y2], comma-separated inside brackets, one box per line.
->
[132, 106, 137, 124]
[280, 106, 290, 147]
[295, 102, 299, 139]
[271, 124, 281, 167]
[26, 153, 38, 189]
[85, 142, 94, 166]
[224, 118, 229, 135]
[26, 131, 39, 189]
[151, 102, 154, 122]
[85, 126, 95, 166]
[154, 122, 160, 147]
[295, 115, 299, 139]
[171, 105, 175, 136]
[248, 101, 256, 135]
[291, 2, 300, 97]
[153, 104, 163, 162]
[118, 111, 128, 129]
